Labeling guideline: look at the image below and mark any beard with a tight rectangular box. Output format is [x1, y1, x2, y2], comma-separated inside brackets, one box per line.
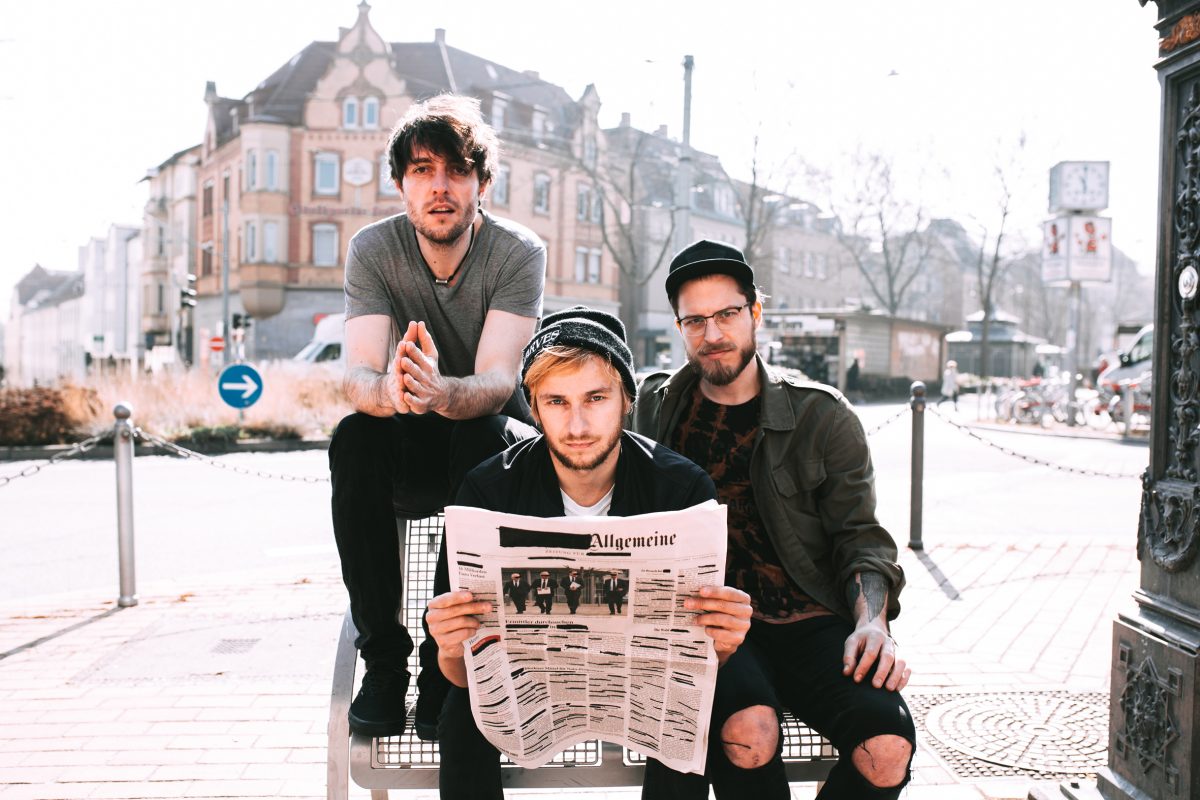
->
[547, 426, 622, 473]
[688, 334, 757, 386]
[410, 199, 477, 245]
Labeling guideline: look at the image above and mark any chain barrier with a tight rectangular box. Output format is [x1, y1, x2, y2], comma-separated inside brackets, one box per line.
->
[0, 433, 106, 488]
[926, 406, 1142, 479]
[865, 407, 910, 437]
[133, 427, 330, 484]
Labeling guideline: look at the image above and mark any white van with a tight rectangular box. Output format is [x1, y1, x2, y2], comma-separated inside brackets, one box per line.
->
[293, 313, 345, 364]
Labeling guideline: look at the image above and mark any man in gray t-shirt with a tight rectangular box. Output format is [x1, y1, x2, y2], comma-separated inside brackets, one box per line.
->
[329, 95, 545, 741]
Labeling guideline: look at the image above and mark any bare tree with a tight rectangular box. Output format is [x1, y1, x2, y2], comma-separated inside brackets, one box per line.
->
[583, 129, 677, 366]
[827, 153, 936, 316]
[970, 135, 1031, 382]
[973, 168, 1014, 383]
[728, 134, 798, 268]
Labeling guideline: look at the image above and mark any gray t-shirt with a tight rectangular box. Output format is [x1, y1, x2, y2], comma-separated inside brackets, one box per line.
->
[344, 210, 546, 418]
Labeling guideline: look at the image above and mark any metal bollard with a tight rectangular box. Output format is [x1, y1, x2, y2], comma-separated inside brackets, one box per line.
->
[908, 382, 925, 550]
[113, 403, 138, 607]
[1121, 379, 1135, 439]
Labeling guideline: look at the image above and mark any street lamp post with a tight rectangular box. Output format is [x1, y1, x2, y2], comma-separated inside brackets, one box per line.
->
[221, 200, 231, 367]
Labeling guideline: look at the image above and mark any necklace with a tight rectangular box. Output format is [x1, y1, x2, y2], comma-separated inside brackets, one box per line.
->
[432, 221, 476, 287]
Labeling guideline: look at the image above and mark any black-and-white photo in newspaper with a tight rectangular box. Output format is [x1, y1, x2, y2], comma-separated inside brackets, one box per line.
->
[445, 501, 727, 774]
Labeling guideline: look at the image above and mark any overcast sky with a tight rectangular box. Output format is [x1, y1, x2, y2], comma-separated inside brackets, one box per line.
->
[0, 1, 1163, 308]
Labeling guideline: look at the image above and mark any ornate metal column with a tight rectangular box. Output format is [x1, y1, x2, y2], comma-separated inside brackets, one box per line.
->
[1099, 4, 1200, 797]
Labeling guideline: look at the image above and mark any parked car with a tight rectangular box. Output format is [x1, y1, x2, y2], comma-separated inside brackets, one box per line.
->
[1097, 323, 1153, 396]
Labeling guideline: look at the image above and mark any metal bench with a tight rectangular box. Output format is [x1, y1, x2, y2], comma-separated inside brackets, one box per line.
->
[327, 515, 837, 799]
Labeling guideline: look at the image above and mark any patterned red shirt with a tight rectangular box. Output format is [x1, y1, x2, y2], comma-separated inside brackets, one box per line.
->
[672, 388, 832, 623]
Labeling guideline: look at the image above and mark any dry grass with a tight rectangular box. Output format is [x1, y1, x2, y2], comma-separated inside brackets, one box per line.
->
[73, 362, 351, 442]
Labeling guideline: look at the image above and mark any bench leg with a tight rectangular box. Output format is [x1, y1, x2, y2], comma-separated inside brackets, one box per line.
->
[327, 608, 358, 800]
[370, 791, 389, 800]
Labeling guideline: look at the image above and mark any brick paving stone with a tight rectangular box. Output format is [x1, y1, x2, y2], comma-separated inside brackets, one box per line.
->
[193, 706, 278, 722]
[144, 721, 234, 737]
[196, 748, 291, 764]
[64, 721, 153, 738]
[148, 763, 246, 781]
[17, 750, 112, 768]
[57, 764, 158, 782]
[182, 779, 285, 797]
[241, 761, 325, 780]
[118, 708, 200, 723]
[106, 749, 205, 766]
[87, 782, 191, 799]
[0, 783, 95, 800]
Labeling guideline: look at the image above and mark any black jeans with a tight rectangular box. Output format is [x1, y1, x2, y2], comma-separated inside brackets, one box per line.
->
[329, 412, 535, 671]
[643, 616, 916, 800]
[437, 686, 504, 799]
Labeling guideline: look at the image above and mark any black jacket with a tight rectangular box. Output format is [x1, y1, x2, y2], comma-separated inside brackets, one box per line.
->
[456, 430, 715, 516]
[433, 431, 716, 597]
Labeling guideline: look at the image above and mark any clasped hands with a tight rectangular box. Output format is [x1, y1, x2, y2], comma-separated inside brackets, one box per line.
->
[386, 321, 446, 415]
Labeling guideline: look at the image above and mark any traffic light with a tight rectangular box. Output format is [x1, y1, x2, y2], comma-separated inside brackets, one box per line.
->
[180, 273, 197, 308]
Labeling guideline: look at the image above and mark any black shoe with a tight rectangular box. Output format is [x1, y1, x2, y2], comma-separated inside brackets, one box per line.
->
[348, 664, 409, 738]
[413, 681, 448, 742]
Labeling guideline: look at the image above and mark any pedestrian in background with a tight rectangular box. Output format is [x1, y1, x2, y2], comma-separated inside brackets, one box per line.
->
[938, 359, 959, 409]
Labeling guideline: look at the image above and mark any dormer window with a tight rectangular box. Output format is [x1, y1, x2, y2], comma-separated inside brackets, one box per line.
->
[492, 96, 508, 132]
[343, 96, 380, 130]
[532, 109, 547, 141]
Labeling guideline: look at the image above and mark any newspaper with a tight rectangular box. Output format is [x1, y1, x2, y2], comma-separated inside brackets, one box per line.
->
[443, 500, 728, 775]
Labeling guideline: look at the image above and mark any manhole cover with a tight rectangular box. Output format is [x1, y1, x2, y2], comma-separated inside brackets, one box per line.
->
[211, 638, 259, 655]
[921, 691, 1106, 775]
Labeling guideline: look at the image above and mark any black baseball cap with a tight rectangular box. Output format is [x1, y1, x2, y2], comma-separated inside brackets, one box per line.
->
[665, 239, 755, 298]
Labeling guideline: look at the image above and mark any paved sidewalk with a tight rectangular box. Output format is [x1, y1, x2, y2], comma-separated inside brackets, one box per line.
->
[0, 532, 1138, 800]
[0, 405, 1145, 799]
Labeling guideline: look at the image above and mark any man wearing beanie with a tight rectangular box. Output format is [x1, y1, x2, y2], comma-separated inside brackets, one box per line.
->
[423, 305, 755, 800]
[631, 240, 915, 799]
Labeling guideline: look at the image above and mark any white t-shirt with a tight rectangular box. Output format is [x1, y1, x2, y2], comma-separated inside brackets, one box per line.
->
[561, 485, 614, 517]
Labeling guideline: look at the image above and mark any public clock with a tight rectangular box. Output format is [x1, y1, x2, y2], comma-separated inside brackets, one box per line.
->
[1048, 161, 1110, 212]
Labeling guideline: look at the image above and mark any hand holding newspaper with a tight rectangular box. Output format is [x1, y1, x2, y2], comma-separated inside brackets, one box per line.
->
[444, 500, 727, 775]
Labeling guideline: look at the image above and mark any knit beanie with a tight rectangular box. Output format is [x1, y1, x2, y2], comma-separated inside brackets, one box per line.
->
[521, 305, 637, 402]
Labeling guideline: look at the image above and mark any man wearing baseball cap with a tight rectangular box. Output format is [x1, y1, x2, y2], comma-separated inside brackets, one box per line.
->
[631, 241, 915, 798]
[424, 306, 753, 799]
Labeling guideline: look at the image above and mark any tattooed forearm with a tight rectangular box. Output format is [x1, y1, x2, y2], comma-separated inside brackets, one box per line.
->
[846, 572, 889, 622]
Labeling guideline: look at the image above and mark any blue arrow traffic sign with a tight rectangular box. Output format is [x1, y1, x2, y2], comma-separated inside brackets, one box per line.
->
[217, 364, 263, 409]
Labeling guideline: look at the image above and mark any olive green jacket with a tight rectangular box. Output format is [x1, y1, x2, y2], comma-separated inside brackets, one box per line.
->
[630, 355, 904, 621]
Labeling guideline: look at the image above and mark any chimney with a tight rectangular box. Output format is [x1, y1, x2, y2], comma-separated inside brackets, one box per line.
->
[523, 69, 539, 80]
[656, 124, 669, 137]
[620, 112, 631, 128]
[204, 81, 217, 104]
[435, 28, 446, 44]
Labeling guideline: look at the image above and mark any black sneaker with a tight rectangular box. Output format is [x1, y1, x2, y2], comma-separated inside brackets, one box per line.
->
[348, 664, 409, 737]
[414, 687, 445, 741]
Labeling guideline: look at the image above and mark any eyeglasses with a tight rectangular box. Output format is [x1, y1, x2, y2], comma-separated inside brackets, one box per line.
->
[676, 304, 752, 338]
